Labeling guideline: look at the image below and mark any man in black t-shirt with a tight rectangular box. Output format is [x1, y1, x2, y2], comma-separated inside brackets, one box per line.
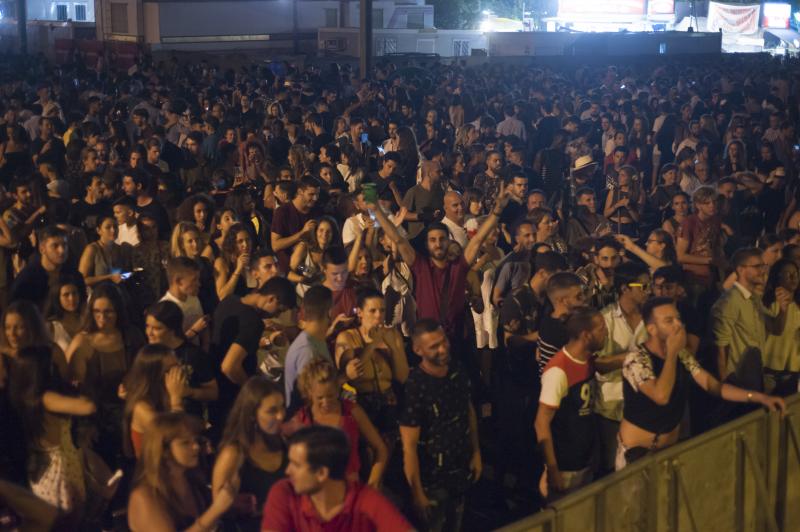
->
[11, 225, 83, 309]
[209, 282, 292, 436]
[69, 173, 111, 239]
[122, 169, 171, 240]
[399, 320, 481, 532]
[501, 251, 567, 380]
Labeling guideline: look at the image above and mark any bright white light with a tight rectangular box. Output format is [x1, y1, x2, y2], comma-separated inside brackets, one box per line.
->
[482, 10, 491, 15]
[480, 20, 494, 32]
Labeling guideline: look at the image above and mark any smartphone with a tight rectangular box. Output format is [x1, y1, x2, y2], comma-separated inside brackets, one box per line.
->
[360, 132, 369, 144]
[120, 272, 132, 280]
[377, 146, 386, 155]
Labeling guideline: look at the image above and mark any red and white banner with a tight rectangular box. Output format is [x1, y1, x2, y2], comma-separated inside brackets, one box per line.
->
[707, 2, 760, 34]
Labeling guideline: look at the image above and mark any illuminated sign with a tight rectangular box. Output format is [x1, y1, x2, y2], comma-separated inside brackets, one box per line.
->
[763, 2, 791, 28]
[559, 0, 645, 15]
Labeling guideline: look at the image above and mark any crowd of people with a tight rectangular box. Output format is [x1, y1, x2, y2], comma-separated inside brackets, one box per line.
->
[0, 50, 798, 530]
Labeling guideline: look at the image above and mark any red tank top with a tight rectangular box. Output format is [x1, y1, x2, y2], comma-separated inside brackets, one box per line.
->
[293, 400, 361, 478]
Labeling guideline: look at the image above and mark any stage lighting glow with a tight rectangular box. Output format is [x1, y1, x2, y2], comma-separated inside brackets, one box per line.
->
[763, 3, 791, 28]
[559, 0, 646, 16]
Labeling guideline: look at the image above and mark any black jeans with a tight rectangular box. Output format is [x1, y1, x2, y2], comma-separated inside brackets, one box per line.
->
[420, 487, 465, 532]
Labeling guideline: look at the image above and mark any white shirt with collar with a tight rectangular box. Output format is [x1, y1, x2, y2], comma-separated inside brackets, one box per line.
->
[594, 302, 648, 421]
[442, 216, 467, 248]
[733, 281, 752, 300]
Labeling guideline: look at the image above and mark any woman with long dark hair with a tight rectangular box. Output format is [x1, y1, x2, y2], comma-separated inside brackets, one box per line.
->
[78, 215, 131, 287]
[289, 216, 341, 295]
[176, 194, 216, 242]
[44, 272, 87, 354]
[202, 208, 239, 262]
[127, 412, 235, 531]
[67, 282, 145, 468]
[213, 222, 253, 299]
[8, 346, 95, 526]
[335, 288, 408, 438]
[1, 300, 69, 380]
[123, 344, 187, 458]
[212, 377, 286, 531]
[144, 301, 218, 419]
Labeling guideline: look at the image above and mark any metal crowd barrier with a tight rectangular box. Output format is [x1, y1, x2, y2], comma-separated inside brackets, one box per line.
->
[498, 393, 800, 532]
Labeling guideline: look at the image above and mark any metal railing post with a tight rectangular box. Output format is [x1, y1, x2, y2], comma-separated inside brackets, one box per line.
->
[672, 461, 700, 532]
[739, 434, 780, 532]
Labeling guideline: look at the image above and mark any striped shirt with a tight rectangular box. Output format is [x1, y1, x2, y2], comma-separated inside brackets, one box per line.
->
[537, 313, 570, 376]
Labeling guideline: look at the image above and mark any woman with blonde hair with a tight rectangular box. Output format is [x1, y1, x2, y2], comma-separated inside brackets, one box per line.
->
[288, 144, 312, 181]
[170, 222, 218, 313]
[454, 123, 479, 152]
[127, 412, 236, 531]
[284, 359, 388, 488]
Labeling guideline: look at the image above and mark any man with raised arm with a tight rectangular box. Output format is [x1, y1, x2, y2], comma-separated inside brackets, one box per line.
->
[368, 183, 511, 343]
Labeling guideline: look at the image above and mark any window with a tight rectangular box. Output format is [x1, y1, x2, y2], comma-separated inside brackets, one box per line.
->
[324, 8, 338, 28]
[74, 4, 87, 21]
[453, 40, 470, 56]
[110, 2, 128, 33]
[416, 39, 435, 53]
[375, 38, 396, 56]
[407, 11, 424, 29]
[56, 4, 68, 20]
[372, 8, 383, 29]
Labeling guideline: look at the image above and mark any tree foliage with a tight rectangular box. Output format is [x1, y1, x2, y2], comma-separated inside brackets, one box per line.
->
[427, 0, 481, 29]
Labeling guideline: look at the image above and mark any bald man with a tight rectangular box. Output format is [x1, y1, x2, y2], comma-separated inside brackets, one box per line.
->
[442, 190, 468, 248]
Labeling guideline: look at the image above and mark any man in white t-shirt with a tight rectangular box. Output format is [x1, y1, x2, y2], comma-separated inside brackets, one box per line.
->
[112, 196, 140, 246]
[161, 256, 208, 348]
[342, 189, 377, 247]
[442, 191, 467, 248]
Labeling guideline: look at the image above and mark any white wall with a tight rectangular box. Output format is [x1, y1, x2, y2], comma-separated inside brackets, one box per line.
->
[319, 27, 486, 57]
[99, 0, 437, 48]
[27, 0, 95, 21]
